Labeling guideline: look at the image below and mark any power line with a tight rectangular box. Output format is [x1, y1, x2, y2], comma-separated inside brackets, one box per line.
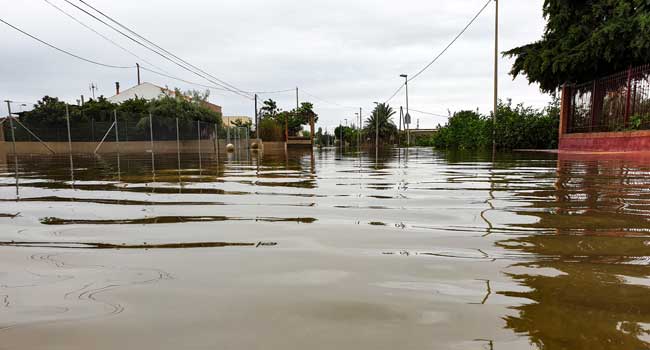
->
[409, 0, 492, 82]
[384, 85, 404, 104]
[302, 90, 358, 110]
[409, 108, 448, 118]
[0, 17, 134, 69]
[140, 66, 236, 92]
[248, 88, 295, 94]
[42, 0, 167, 73]
[72, 0, 253, 98]
[384, 0, 492, 103]
[58, 0, 253, 100]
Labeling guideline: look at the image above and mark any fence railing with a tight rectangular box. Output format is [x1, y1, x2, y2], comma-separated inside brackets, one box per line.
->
[566, 64, 650, 133]
[2, 111, 251, 144]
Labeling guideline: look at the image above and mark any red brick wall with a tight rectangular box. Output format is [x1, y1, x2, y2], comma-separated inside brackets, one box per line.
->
[560, 130, 650, 152]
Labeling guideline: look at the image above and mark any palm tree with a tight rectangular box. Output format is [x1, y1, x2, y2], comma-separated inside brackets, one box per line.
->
[365, 103, 397, 145]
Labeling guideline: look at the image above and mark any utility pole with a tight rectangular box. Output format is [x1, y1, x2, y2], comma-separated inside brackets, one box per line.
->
[358, 107, 362, 149]
[136, 63, 141, 85]
[296, 87, 299, 111]
[5, 102, 15, 154]
[254, 94, 259, 140]
[399, 106, 403, 146]
[492, 0, 499, 156]
[89, 83, 97, 99]
[400, 74, 410, 147]
[373, 102, 379, 161]
[339, 123, 343, 152]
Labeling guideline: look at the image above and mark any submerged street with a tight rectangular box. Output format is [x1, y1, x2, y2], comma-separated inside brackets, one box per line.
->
[1, 148, 649, 349]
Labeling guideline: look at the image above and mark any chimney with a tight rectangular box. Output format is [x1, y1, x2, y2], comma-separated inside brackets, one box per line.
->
[115, 82, 120, 95]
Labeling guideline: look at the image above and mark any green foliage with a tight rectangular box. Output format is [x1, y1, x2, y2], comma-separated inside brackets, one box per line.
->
[431, 110, 490, 150]
[82, 96, 118, 122]
[334, 125, 359, 145]
[21, 96, 71, 127]
[21, 92, 222, 132]
[628, 114, 650, 130]
[365, 103, 397, 144]
[259, 99, 319, 137]
[431, 99, 560, 150]
[505, 0, 650, 91]
[259, 117, 284, 141]
[315, 127, 335, 146]
[259, 99, 280, 118]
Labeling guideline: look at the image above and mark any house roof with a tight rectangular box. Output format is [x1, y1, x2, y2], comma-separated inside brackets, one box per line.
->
[109, 82, 222, 113]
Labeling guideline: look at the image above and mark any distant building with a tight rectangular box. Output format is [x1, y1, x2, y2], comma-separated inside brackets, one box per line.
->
[223, 116, 252, 127]
[108, 82, 222, 115]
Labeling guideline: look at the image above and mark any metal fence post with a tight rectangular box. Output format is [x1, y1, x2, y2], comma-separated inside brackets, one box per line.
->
[625, 67, 633, 127]
[197, 120, 202, 171]
[114, 110, 121, 181]
[176, 117, 181, 181]
[149, 112, 155, 181]
[213, 122, 217, 155]
[65, 104, 74, 186]
[6, 104, 19, 198]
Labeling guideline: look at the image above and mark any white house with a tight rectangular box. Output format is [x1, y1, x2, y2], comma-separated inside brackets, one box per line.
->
[108, 82, 222, 115]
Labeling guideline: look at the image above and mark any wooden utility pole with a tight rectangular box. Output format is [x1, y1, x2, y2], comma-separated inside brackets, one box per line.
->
[492, 0, 499, 156]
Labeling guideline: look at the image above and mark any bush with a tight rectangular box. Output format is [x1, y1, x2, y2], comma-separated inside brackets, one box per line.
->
[430, 99, 559, 150]
[259, 118, 284, 141]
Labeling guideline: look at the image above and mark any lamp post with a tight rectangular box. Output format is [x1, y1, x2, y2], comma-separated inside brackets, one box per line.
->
[400, 74, 410, 147]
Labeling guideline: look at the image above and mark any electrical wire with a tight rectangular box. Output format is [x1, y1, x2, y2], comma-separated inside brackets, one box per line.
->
[384, 0, 492, 103]
[302, 90, 358, 110]
[409, 0, 492, 83]
[140, 66, 237, 92]
[59, 0, 253, 100]
[42, 0, 168, 74]
[0, 17, 134, 69]
[247, 88, 295, 95]
[409, 108, 449, 118]
[73, 0, 253, 98]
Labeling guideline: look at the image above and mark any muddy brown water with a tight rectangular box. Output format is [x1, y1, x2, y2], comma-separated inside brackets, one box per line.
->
[0, 148, 649, 349]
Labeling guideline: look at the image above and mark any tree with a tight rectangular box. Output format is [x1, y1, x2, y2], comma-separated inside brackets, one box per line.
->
[259, 99, 280, 119]
[21, 96, 70, 126]
[82, 96, 118, 122]
[259, 100, 318, 136]
[505, 1, 650, 92]
[365, 103, 397, 144]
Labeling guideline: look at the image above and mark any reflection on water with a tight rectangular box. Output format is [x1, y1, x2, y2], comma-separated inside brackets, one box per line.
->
[0, 148, 649, 349]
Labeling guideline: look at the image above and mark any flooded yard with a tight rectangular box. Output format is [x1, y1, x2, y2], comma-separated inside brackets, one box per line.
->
[1, 148, 649, 349]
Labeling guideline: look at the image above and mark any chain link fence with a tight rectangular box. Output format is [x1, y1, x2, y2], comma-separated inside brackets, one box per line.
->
[2, 110, 255, 154]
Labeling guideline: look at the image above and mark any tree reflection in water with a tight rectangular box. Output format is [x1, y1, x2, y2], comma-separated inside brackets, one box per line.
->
[498, 154, 650, 349]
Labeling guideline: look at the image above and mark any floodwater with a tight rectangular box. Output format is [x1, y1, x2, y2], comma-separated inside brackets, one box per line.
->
[1, 147, 650, 350]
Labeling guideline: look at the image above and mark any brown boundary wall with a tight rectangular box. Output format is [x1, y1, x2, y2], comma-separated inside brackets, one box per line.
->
[0, 139, 281, 155]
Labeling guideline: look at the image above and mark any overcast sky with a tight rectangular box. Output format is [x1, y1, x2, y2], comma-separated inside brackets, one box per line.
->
[0, 0, 548, 131]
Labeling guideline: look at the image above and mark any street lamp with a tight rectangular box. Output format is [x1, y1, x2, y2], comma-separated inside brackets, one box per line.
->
[400, 74, 410, 147]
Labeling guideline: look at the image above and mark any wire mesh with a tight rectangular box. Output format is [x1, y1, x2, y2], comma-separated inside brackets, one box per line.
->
[2, 110, 220, 143]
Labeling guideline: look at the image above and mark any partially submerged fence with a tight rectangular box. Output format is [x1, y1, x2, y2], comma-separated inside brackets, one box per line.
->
[1, 109, 253, 155]
[566, 64, 650, 133]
